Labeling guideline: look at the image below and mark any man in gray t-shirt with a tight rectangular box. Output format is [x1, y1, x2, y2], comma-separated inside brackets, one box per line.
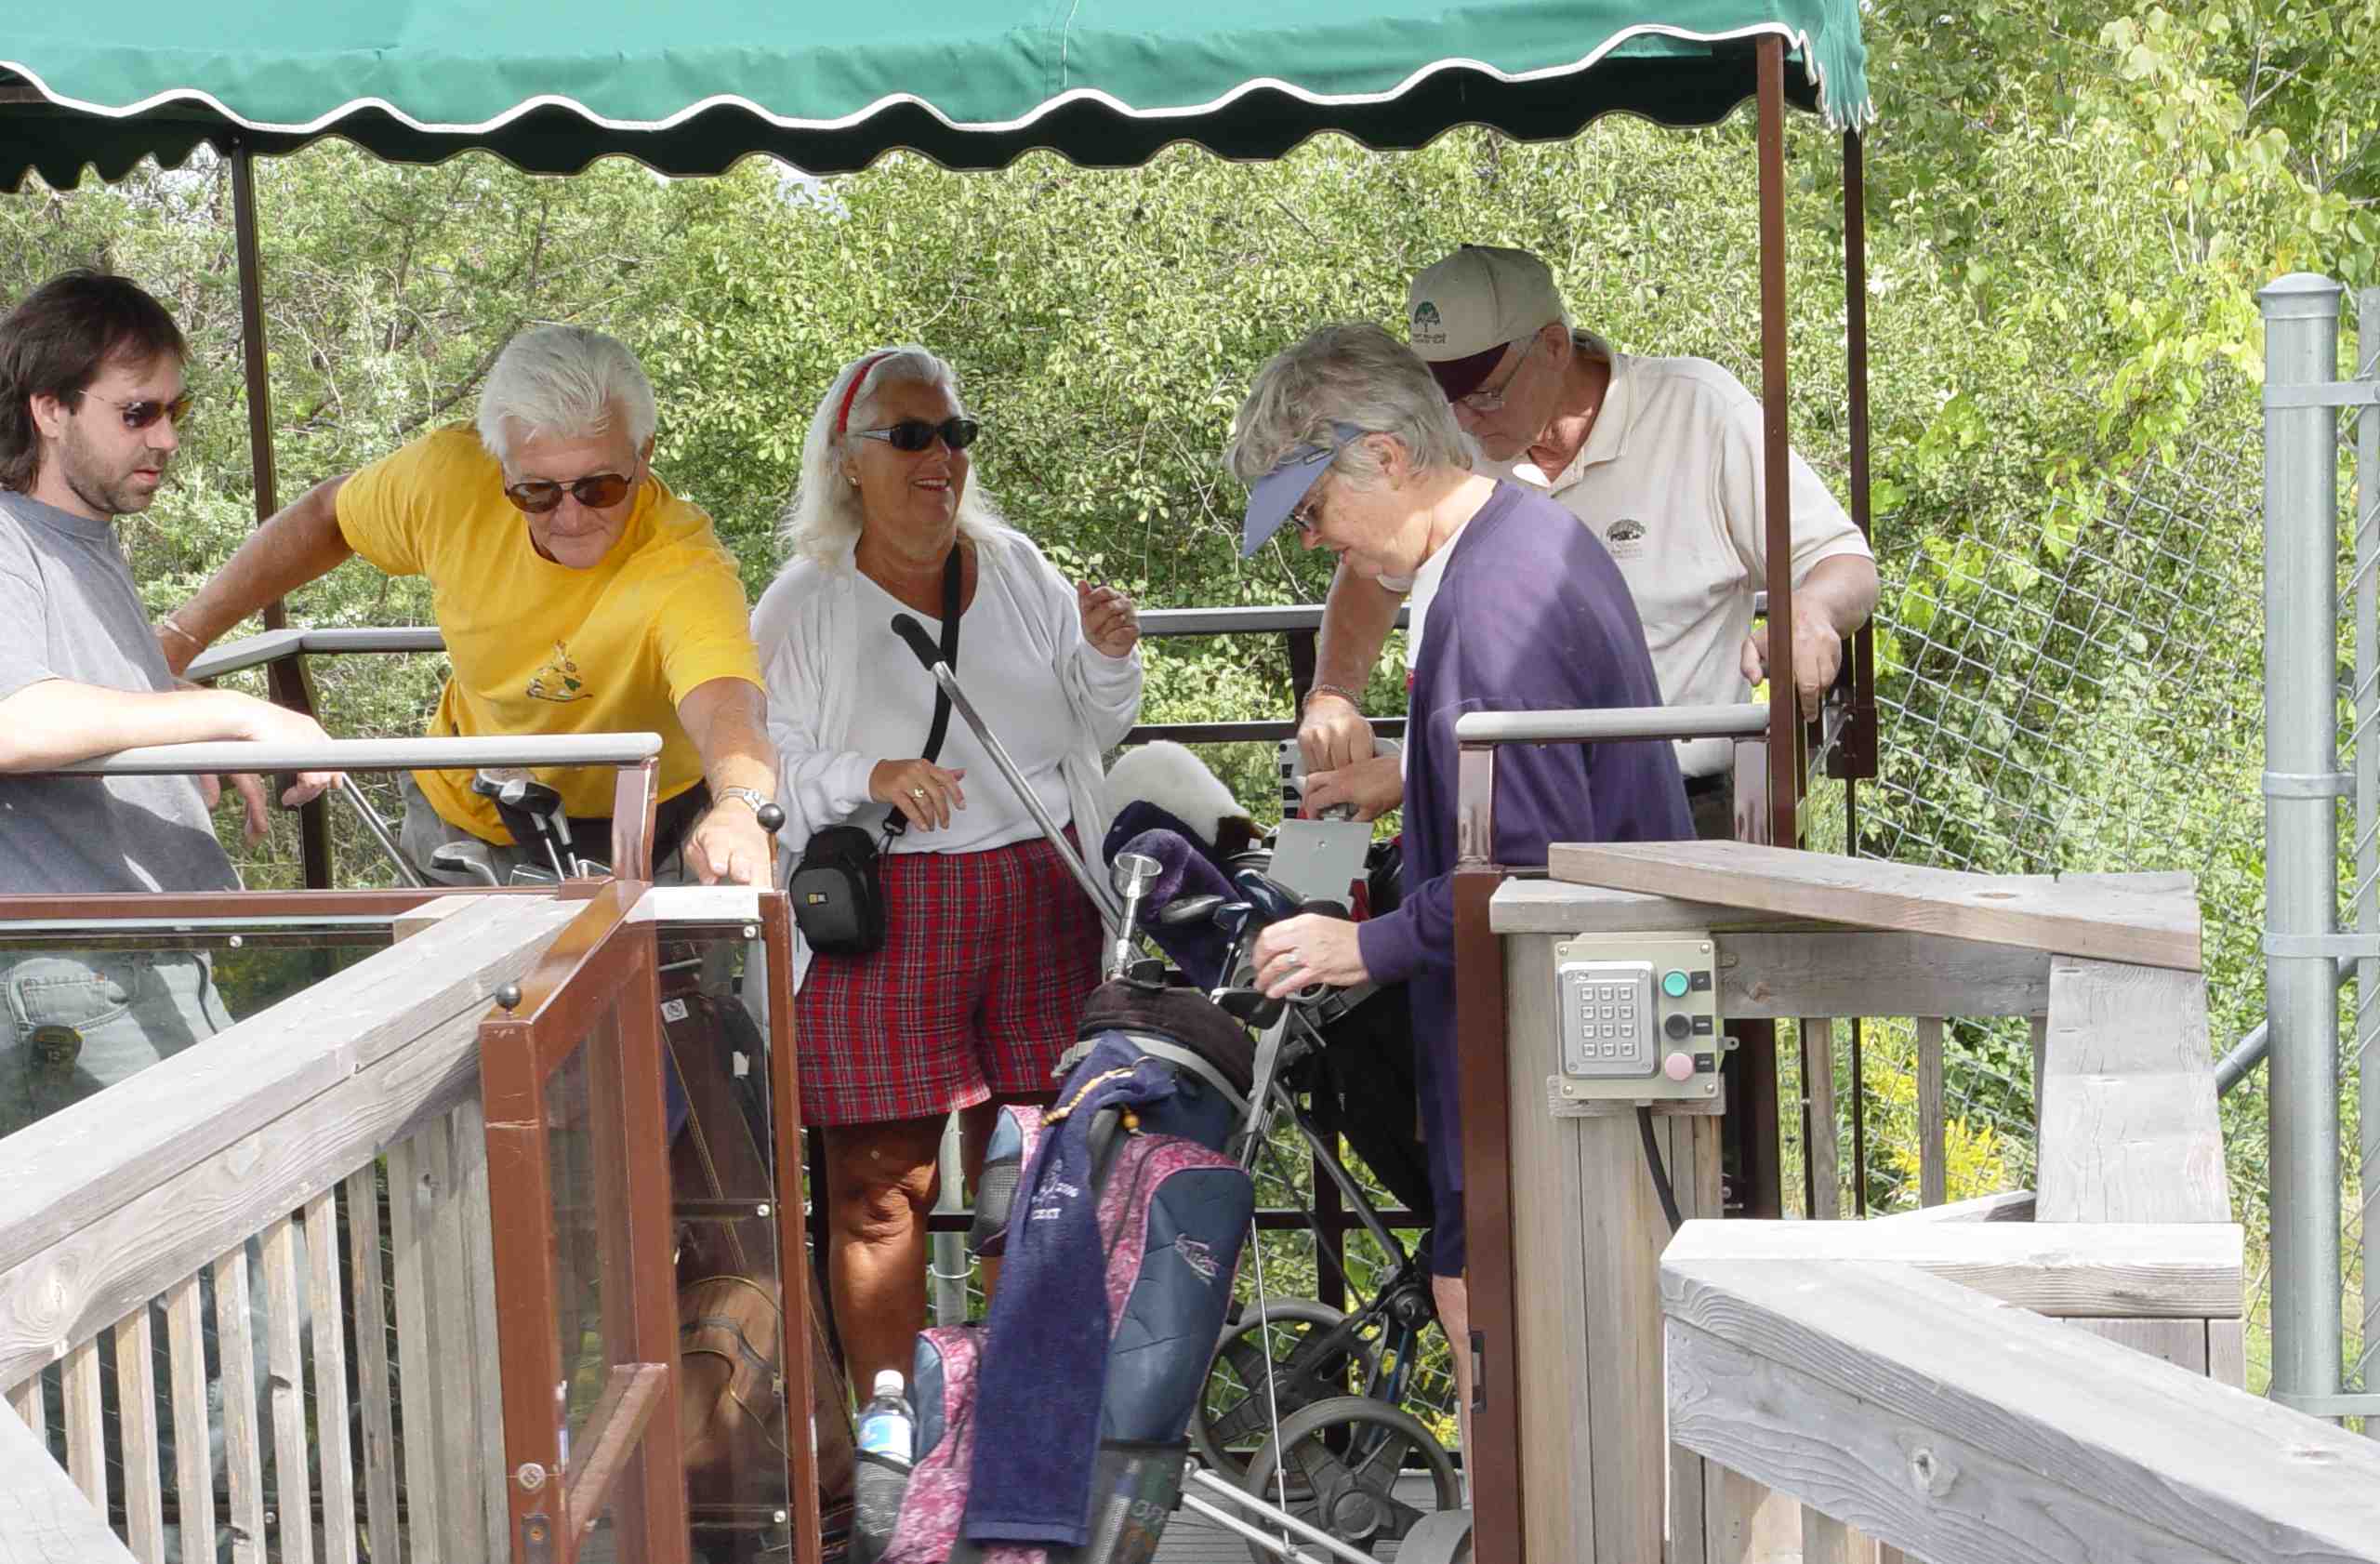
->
[0, 271, 337, 1130]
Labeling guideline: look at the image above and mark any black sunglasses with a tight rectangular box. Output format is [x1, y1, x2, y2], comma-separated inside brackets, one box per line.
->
[78, 390, 194, 431]
[854, 417, 982, 453]
[503, 471, 636, 514]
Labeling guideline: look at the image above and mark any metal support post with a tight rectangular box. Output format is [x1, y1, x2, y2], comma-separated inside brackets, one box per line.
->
[2258, 272, 2347, 1420]
[2357, 285, 2380, 1428]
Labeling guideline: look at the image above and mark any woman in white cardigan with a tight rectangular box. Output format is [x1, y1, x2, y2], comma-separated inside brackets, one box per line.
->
[752, 346, 1143, 1392]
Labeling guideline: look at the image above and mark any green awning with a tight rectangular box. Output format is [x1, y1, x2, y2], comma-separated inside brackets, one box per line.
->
[2, 3, 1871, 190]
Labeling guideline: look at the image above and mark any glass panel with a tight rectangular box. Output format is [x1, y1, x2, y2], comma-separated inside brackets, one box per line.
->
[544, 1030, 609, 1474]
[0, 934, 383, 1141]
[657, 923, 804, 1557]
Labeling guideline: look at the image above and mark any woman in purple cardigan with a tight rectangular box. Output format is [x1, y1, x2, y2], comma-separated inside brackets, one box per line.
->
[1223, 320, 1691, 1454]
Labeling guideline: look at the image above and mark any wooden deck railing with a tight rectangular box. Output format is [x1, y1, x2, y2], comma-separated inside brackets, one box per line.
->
[0, 893, 579, 1562]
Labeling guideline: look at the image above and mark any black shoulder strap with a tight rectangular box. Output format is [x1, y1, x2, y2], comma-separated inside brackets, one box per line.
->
[884, 545, 964, 841]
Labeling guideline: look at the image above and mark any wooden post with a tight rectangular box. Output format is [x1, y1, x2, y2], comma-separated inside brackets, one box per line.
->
[1917, 1017, 1947, 1209]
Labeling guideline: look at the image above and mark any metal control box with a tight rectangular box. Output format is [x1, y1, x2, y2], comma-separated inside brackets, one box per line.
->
[1553, 933, 1723, 1103]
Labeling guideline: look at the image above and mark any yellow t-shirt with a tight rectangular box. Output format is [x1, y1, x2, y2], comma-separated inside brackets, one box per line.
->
[336, 425, 762, 844]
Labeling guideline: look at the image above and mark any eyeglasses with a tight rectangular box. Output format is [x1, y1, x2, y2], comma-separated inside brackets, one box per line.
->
[1455, 336, 1539, 414]
[77, 391, 194, 431]
[854, 417, 982, 453]
[1289, 477, 1329, 536]
[503, 471, 637, 513]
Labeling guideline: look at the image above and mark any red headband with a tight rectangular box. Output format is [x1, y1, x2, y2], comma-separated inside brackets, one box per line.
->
[835, 351, 895, 439]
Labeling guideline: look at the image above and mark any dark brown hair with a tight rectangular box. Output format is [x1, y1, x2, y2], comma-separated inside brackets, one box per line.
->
[0, 270, 186, 493]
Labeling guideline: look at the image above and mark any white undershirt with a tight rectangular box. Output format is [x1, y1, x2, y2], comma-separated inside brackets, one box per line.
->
[1396, 511, 1477, 780]
[848, 573, 1076, 853]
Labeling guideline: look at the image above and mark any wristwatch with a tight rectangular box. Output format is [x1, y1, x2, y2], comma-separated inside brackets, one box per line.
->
[716, 786, 786, 833]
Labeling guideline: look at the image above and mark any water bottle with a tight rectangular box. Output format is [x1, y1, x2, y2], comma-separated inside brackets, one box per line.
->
[855, 1369, 914, 1465]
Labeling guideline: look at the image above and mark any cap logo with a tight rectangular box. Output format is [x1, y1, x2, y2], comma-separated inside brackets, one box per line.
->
[1410, 299, 1446, 346]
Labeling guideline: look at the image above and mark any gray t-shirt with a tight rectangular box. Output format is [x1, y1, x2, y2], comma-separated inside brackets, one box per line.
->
[0, 490, 238, 894]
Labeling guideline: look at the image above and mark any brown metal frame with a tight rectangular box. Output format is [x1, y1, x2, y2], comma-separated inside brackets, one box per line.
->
[757, 892, 826, 1564]
[480, 879, 687, 1562]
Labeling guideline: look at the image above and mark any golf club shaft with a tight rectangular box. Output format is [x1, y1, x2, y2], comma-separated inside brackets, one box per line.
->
[926, 662, 1126, 934]
[337, 775, 428, 887]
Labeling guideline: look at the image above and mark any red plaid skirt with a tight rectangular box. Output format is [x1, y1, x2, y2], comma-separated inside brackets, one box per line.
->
[795, 831, 1103, 1126]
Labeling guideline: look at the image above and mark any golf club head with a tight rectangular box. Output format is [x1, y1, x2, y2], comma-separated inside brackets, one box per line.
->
[1233, 868, 1302, 924]
[507, 865, 560, 887]
[428, 841, 501, 887]
[471, 765, 534, 799]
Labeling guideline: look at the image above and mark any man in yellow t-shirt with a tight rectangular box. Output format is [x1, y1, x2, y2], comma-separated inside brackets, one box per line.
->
[161, 325, 777, 887]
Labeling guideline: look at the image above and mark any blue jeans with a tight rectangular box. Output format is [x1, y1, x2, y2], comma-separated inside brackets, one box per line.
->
[0, 949, 231, 1138]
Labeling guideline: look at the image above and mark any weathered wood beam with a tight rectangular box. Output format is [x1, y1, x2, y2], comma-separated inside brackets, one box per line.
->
[2038, 957, 2229, 1224]
[1867, 1189, 2036, 1225]
[1666, 1219, 2241, 1318]
[1549, 842, 2201, 972]
[0, 1396, 138, 1563]
[1664, 1256, 2380, 1563]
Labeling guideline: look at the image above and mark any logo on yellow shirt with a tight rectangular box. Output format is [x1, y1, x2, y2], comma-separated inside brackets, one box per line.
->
[526, 642, 590, 704]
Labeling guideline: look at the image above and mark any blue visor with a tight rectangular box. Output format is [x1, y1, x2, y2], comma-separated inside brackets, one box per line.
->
[1239, 422, 1364, 557]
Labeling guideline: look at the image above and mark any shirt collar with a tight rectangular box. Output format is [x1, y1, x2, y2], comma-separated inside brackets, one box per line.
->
[1497, 351, 1635, 493]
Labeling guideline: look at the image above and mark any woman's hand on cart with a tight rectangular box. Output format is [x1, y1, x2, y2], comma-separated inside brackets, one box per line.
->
[1250, 914, 1369, 1000]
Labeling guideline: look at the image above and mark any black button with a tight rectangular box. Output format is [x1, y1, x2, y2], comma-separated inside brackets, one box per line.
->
[1692, 1015, 1714, 1035]
[1688, 970, 1712, 992]
[1693, 1053, 1717, 1072]
[1664, 1013, 1691, 1040]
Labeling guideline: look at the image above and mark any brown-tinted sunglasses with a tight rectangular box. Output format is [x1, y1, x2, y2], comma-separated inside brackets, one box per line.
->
[78, 390, 194, 431]
[503, 471, 636, 514]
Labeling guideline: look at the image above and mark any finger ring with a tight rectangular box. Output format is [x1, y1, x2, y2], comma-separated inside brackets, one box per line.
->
[910, 787, 927, 801]
[1283, 954, 1302, 971]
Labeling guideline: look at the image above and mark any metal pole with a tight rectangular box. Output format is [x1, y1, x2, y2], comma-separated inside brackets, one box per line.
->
[2258, 272, 2346, 1419]
[1755, 36, 1796, 852]
[2357, 284, 2380, 1427]
[931, 1116, 969, 1326]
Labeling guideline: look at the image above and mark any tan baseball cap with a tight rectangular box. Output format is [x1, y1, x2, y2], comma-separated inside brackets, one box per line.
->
[1405, 245, 1567, 400]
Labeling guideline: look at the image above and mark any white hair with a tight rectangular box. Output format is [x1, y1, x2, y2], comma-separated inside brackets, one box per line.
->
[1224, 322, 1472, 494]
[775, 345, 1021, 564]
[475, 325, 658, 469]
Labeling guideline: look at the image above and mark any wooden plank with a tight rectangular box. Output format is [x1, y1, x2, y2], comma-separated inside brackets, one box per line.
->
[1804, 1018, 1840, 1220]
[449, 1096, 510, 1558]
[1581, 1100, 1665, 1564]
[1663, 1219, 2243, 1319]
[60, 1334, 103, 1509]
[113, 1305, 165, 1563]
[0, 895, 580, 1279]
[1670, 1313, 2244, 1564]
[1549, 842, 2202, 972]
[1665, 1256, 2380, 1562]
[1719, 933, 2051, 1020]
[1869, 1188, 2036, 1224]
[1917, 1018, 1947, 1209]
[2208, 1318, 2247, 1389]
[0, 1394, 139, 1564]
[386, 1133, 446, 1564]
[214, 1248, 267, 1563]
[1704, 1463, 1800, 1564]
[165, 1273, 214, 1553]
[1504, 937, 1596, 1555]
[1666, 1111, 1721, 1564]
[303, 1188, 360, 1564]
[2, 1369, 34, 1430]
[262, 1216, 314, 1564]
[2039, 958, 2229, 1224]
[343, 1167, 401, 1564]
[0, 994, 502, 1390]
[2065, 1317, 2210, 1374]
[418, 1113, 489, 1563]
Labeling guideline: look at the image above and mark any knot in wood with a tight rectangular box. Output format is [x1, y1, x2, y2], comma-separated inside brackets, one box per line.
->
[1908, 1445, 1953, 1496]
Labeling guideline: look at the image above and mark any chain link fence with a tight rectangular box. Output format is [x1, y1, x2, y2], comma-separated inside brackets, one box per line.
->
[1827, 347, 2369, 1407]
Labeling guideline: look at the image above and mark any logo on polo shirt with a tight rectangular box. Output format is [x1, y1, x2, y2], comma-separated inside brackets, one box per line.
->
[1605, 517, 1646, 560]
[1410, 299, 1445, 346]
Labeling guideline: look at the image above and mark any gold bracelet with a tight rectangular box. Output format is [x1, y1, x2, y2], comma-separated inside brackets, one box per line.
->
[1302, 682, 1362, 709]
[158, 616, 204, 648]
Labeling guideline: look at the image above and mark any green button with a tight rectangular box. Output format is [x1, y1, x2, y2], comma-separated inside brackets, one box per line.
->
[1661, 970, 1690, 999]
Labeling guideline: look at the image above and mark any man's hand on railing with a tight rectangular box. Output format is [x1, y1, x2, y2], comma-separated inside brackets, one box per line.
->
[1739, 617, 1845, 723]
[1297, 689, 1377, 774]
[220, 700, 344, 836]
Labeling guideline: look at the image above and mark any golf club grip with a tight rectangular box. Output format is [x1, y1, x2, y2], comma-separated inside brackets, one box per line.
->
[888, 614, 943, 672]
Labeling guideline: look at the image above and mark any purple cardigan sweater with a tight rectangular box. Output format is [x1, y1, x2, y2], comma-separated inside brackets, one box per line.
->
[1355, 481, 1693, 1204]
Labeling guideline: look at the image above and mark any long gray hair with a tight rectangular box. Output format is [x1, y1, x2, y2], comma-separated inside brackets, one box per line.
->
[776, 346, 1021, 564]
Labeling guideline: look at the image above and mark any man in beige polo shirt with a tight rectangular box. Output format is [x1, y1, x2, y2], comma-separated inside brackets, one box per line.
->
[1296, 245, 1877, 840]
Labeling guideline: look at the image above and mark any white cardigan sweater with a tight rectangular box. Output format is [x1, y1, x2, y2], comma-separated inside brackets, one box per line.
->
[751, 533, 1144, 988]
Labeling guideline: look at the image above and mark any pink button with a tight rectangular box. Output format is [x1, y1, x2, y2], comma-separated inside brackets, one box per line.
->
[1662, 1052, 1696, 1082]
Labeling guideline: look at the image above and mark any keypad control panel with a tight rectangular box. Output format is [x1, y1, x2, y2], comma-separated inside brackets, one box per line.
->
[1554, 934, 1723, 1103]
